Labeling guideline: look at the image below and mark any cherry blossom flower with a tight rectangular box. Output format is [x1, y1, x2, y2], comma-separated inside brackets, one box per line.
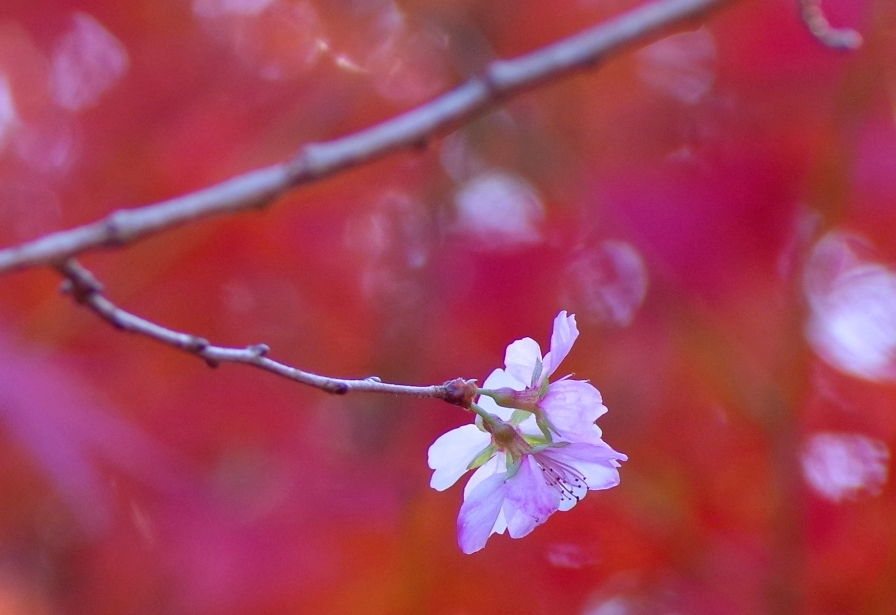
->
[479, 310, 607, 444]
[427, 311, 627, 553]
[428, 412, 625, 553]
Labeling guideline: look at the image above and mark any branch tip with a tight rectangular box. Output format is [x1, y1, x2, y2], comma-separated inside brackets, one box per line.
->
[444, 378, 477, 408]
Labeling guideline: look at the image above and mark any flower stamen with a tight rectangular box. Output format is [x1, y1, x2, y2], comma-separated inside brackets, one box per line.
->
[537, 456, 588, 502]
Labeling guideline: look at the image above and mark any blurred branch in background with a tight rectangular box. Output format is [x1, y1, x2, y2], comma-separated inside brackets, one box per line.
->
[799, 0, 863, 49]
[56, 258, 476, 405]
[0, 0, 735, 275]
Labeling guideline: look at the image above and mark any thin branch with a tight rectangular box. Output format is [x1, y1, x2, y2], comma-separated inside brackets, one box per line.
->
[0, 0, 734, 275]
[55, 259, 476, 406]
[799, 0, 863, 50]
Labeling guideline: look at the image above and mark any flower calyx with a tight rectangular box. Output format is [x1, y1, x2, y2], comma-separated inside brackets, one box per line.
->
[478, 383, 557, 442]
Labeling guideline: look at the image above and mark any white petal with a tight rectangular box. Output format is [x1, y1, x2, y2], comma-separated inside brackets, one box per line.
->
[482, 367, 526, 391]
[516, 413, 542, 438]
[504, 337, 542, 386]
[457, 471, 508, 554]
[428, 425, 491, 491]
[581, 464, 621, 490]
[541, 311, 578, 379]
[557, 492, 579, 512]
[492, 506, 508, 535]
[478, 369, 525, 421]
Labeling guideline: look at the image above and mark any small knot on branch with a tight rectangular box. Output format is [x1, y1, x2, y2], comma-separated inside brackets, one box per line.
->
[185, 337, 210, 352]
[325, 381, 349, 395]
[57, 259, 103, 303]
[288, 144, 327, 182]
[248, 343, 270, 357]
[104, 211, 131, 246]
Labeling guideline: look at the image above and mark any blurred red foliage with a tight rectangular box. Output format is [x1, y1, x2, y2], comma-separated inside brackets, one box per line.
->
[1, 0, 895, 613]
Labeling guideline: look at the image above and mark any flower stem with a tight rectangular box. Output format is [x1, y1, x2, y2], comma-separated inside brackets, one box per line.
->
[469, 402, 501, 429]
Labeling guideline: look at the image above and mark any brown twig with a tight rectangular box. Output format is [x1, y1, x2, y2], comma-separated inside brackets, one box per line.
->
[0, 0, 735, 274]
[799, 0, 863, 50]
[55, 259, 476, 406]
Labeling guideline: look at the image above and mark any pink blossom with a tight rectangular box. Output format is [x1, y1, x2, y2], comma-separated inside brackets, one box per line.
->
[481, 311, 607, 444]
[428, 311, 627, 553]
[428, 417, 626, 553]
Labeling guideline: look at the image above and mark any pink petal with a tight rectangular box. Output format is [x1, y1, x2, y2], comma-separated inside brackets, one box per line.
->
[503, 337, 543, 386]
[457, 471, 508, 554]
[428, 425, 491, 491]
[463, 455, 505, 498]
[541, 311, 578, 379]
[503, 456, 561, 538]
[541, 380, 607, 443]
[464, 456, 509, 536]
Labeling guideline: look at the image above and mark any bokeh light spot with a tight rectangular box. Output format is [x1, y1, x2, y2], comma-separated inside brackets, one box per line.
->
[583, 596, 633, 615]
[0, 75, 17, 150]
[193, 0, 325, 81]
[367, 27, 450, 104]
[544, 542, 599, 569]
[440, 130, 488, 183]
[805, 232, 896, 382]
[193, 0, 277, 17]
[50, 13, 128, 112]
[13, 114, 76, 174]
[637, 28, 716, 104]
[453, 171, 544, 250]
[344, 192, 429, 307]
[801, 432, 889, 502]
[562, 241, 648, 327]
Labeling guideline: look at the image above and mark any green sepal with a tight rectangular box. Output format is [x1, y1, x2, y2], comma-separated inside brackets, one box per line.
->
[530, 357, 543, 388]
[509, 409, 533, 426]
[475, 414, 486, 432]
[467, 444, 498, 471]
[535, 413, 557, 443]
[523, 433, 550, 447]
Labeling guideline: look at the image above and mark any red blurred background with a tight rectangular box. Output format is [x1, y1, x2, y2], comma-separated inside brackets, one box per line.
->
[1, 0, 894, 613]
